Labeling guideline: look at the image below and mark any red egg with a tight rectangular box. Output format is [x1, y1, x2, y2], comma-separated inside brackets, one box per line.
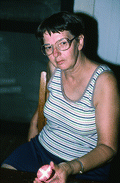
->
[37, 164, 53, 182]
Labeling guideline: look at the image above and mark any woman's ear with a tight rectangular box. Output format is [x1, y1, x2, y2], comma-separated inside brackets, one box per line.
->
[78, 34, 84, 51]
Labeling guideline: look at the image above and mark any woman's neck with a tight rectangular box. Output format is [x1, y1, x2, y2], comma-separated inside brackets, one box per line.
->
[62, 53, 87, 80]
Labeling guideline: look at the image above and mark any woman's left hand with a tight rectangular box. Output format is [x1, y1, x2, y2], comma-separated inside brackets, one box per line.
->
[48, 161, 71, 183]
[33, 161, 72, 183]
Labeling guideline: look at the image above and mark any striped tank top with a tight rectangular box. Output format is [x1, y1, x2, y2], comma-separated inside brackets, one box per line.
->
[38, 65, 111, 161]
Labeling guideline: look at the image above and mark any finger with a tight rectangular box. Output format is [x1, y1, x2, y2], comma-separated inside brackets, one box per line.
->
[50, 161, 55, 169]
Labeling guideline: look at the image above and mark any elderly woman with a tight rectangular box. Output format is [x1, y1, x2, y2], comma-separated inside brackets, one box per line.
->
[2, 12, 119, 183]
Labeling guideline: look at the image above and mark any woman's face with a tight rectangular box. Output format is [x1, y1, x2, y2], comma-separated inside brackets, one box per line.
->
[43, 30, 83, 71]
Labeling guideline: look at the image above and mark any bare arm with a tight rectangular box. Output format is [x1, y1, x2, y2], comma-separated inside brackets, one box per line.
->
[50, 72, 120, 181]
[72, 72, 120, 173]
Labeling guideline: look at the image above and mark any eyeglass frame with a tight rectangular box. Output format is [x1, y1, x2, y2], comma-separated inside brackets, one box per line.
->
[41, 36, 77, 56]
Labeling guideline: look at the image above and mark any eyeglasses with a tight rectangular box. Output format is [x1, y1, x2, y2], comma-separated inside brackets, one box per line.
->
[41, 37, 77, 56]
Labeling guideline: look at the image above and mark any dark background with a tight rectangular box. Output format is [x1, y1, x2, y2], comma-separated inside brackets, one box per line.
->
[0, 0, 74, 123]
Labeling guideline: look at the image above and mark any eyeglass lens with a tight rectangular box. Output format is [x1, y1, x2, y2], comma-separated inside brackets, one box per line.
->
[41, 37, 76, 56]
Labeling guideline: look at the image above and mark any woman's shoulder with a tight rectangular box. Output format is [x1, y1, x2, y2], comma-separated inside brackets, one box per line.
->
[89, 60, 119, 94]
[94, 65, 119, 101]
[92, 61, 117, 88]
[92, 64, 119, 109]
[89, 59, 112, 77]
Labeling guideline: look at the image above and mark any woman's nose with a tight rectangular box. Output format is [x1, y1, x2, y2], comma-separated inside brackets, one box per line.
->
[53, 47, 61, 57]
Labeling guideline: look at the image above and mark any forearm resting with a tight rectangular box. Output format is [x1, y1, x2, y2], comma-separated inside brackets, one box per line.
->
[59, 144, 116, 176]
[77, 144, 116, 173]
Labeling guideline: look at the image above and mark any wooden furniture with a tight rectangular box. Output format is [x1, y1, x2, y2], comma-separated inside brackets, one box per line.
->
[38, 71, 48, 132]
[0, 168, 101, 183]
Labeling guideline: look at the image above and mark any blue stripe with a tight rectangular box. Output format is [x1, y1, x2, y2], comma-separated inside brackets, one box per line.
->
[47, 98, 95, 119]
[43, 129, 89, 153]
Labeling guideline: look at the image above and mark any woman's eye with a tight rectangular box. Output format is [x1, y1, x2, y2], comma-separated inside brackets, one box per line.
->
[61, 41, 67, 45]
[45, 46, 52, 50]
[59, 41, 68, 48]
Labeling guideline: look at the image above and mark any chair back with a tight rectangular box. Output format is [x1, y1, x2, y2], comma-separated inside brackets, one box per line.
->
[38, 71, 48, 132]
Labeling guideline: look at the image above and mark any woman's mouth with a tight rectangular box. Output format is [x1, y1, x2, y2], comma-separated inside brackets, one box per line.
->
[56, 60, 64, 65]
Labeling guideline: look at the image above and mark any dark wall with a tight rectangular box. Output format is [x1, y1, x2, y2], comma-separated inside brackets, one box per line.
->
[0, 0, 75, 123]
[0, 0, 61, 123]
